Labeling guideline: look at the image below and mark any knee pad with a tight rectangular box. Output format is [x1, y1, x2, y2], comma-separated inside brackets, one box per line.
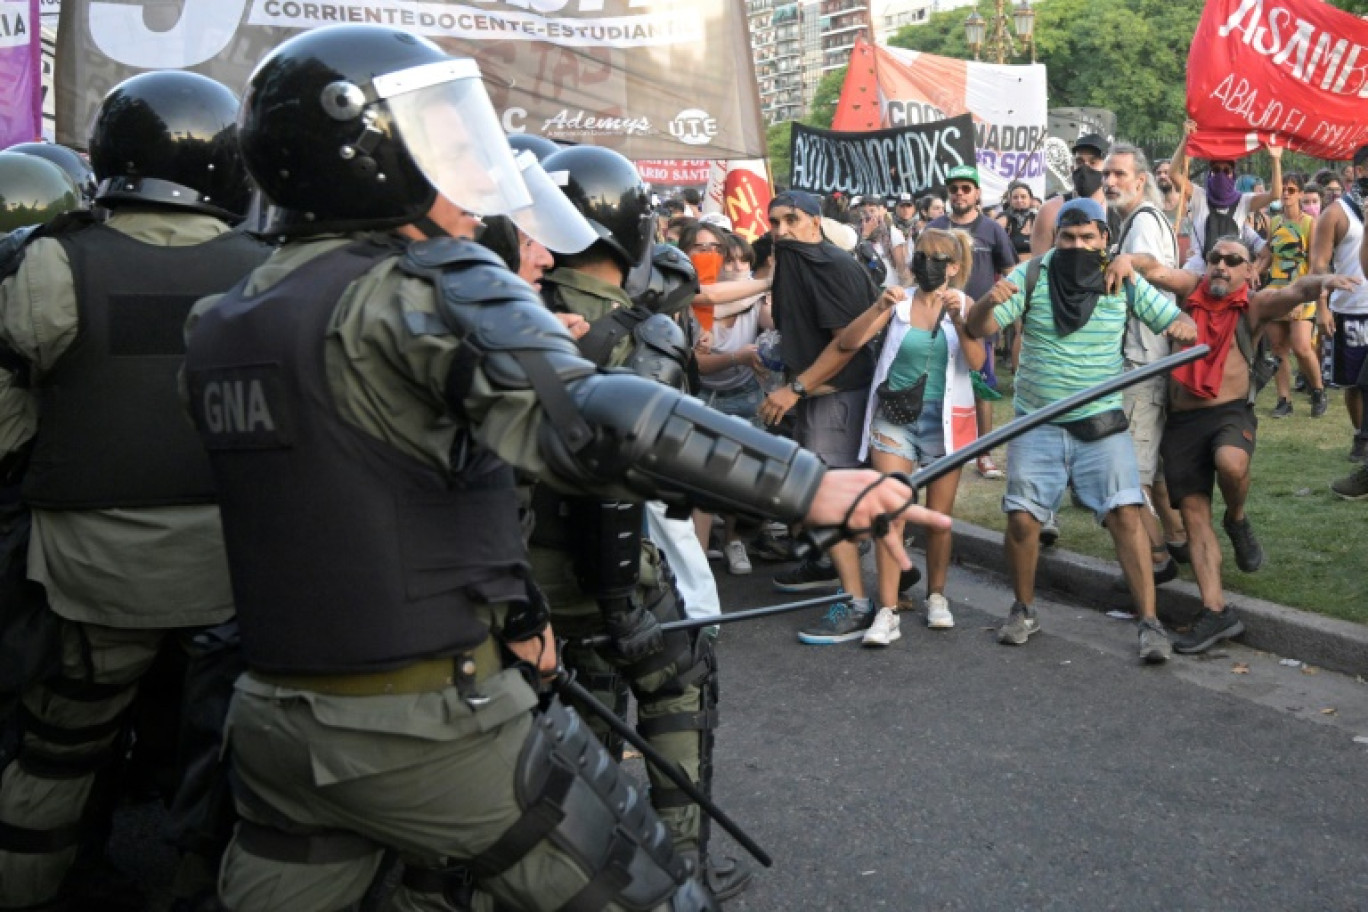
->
[468, 697, 694, 912]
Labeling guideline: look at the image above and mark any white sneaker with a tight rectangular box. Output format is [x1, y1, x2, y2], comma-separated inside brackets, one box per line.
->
[862, 606, 901, 647]
[724, 540, 752, 575]
[925, 593, 954, 629]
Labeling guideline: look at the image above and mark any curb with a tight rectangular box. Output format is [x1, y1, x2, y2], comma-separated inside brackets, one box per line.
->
[947, 519, 1368, 678]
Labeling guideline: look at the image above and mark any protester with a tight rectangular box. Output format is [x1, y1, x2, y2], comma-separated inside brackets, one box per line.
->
[759, 190, 883, 644]
[826, 228, 984, 645]
[852, 195, 909, 287]
[1108, 238, 1357, 652]
[892, 191, 918, 240]
[995, 179, 1037, 262]
[1262, 172, 1327, 418]
[919, 193, 946, 225]
[1030, 133, 1111, 254]
[964, 198, 1196, 664]
[1154, 158, 1184, 224]
[695, 232, 774, 575]
[927, 164, 1017, 479]
[1309, 144, 1368, 464]
[1168, 119, 1277, 268]
[1312, 168, 1345, 207]
[1103, 143, 1187, 581]
[1301, 182, 1324, 218]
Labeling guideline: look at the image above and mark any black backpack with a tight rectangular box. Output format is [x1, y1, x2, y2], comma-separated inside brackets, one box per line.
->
[1202, 203, 1242, 258]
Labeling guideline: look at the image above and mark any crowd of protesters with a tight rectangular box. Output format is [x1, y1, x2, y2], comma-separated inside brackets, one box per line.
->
[656, 130, 1368, 663]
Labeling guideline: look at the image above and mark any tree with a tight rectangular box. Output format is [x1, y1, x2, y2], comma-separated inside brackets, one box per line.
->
[804, 67, 848, 130]
[767, 121, 792, 187]
[888, 0, 1203, 139]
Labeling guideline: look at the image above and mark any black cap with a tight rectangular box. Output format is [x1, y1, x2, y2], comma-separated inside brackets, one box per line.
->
[1353, 144, 1368, 167]
[1072, 133, 1109, 156]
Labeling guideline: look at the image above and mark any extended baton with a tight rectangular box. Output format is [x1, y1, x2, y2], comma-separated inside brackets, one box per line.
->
[578, 593, 840, 648]
[797, 344, 1210, 556]
[552, 669, 773, 868]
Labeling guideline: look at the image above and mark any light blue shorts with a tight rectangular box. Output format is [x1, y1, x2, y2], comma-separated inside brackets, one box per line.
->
[1002, 416, 1145, 525]
[869, 398, 946, 465]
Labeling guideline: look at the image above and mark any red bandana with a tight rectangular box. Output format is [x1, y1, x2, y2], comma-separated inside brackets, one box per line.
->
[1171, 278, 1249, 399]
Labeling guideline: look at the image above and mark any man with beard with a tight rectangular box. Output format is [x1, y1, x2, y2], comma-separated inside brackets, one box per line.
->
[758, 190, 882, 643]
[965, 198, 1196, 664]
[1030, 133, 1113, 256]
[926, 165, 1017, 478]
[1103, 142, 1188, 580]
[1108, 238, 1357, 652]
[1154, 159, 1183, 224]
[1168, 119, 1278, 268]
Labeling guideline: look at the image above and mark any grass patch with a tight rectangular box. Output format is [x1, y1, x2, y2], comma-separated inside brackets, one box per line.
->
[950, 369, 1368, 626]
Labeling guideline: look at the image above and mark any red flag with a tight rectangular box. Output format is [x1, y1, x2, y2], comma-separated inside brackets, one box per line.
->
[1187, 0, 1368, 160]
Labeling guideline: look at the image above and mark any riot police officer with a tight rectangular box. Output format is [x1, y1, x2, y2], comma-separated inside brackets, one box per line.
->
[530, 145, 752, 899]
[0, 71, 268, 911]
[0, 152, 82, 237]
[182, 23, 944, 912]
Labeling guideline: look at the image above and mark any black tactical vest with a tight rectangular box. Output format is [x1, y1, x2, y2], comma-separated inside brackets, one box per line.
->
[184, 240, 528, 675]
[22, 223, 268, 509]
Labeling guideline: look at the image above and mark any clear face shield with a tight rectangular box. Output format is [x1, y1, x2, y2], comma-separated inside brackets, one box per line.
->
[377, 59, 532, 217]
[508, 151, 598, 255]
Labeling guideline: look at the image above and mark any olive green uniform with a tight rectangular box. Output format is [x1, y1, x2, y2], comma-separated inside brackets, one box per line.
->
[536, 265, 709, 853]
[195, 237, 696, 912]
[0, 212, 241, 908]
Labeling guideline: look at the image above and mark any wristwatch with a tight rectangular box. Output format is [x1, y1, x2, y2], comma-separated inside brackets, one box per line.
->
[789, 379, 808, 398]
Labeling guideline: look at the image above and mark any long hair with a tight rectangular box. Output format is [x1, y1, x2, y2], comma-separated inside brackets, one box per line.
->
[916, 227, 973, 290]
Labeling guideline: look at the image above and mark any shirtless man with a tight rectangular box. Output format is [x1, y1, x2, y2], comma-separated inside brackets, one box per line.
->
[1108, 237, 1359, 653]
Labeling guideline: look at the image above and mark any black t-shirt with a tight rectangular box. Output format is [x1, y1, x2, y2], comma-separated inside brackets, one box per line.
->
[928, 212, 1018, 301]
[771, 238, 877, 392]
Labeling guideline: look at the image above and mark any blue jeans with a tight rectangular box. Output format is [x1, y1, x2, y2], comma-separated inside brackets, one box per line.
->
[869, 398, 945, 465]
[700, 375, 763, 425]
[1003, 418, 1144, 524]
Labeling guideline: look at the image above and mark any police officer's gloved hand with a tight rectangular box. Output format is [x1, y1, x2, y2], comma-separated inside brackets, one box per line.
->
[605, 602, 664, 663]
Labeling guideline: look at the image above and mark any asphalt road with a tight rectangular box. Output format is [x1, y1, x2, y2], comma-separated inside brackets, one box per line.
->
[107, 553, 1368, 911]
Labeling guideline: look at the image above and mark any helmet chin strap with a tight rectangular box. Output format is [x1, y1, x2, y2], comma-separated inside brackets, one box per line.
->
[413, 215, 449, 239]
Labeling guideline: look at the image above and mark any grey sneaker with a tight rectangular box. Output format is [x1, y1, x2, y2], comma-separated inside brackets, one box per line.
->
[1173, 607, 1245, 654]
[1271, 397, 1292, 418]
[1222, 515, 1264, 573]
[1137, 618, 1172, 665]
[797, 599, 873, 645]
[1331, 465, 1368, 501]
[997, 601, 1040, 645]
[1039, 513, 1060, 547]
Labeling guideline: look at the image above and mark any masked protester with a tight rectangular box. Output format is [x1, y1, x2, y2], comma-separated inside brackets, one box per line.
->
[965, 197, 1198, 665]
[995, 180, 1037, 262]
[1167, 118, 1280, 268]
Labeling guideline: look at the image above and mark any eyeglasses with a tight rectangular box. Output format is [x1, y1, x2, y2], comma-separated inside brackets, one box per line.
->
[1326, 186, 1344, 197]
[1205, 252, 1247, 267]
[947, 183, 976, 195]
[689, 242, 723, 253]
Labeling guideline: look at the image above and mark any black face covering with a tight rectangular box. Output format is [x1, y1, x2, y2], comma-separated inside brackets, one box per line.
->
[912, 251, 950, 292]
[1072, 166, 1104, 199]
[1355, 176, 1368, 199]
[1047, 246, 1108, 337]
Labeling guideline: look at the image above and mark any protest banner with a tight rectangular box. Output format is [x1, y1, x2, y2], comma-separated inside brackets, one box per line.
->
[1188, 0, 1368, 160]
[703, 158, 771, 242]
[0, 0, 41, 148]
[53, 0, 764, 159]
[636, 160, 713, 185]
[832, 38, 1047, 203]
[1044, 107, 1116, 197]
[787, 115, 975, 200]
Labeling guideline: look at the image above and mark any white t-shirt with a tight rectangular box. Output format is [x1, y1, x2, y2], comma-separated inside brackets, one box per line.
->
[870, 225, 906, 288]
[1117, 203, 1178, 366]
[1183, 187, 1265, 271]
[700, 301, 762, 391]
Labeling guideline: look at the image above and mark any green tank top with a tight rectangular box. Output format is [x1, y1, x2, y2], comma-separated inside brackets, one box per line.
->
[887, 326, 948, 402]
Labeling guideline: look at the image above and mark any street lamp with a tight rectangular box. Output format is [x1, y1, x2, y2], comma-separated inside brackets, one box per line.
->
[964, 0, 1035, 64]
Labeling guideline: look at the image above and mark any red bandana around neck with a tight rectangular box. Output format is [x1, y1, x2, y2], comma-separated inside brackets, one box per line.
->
[1171, 278, 1250, 399]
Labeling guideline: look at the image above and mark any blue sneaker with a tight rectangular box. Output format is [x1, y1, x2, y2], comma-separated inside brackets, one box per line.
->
[797, 598, 873, 645]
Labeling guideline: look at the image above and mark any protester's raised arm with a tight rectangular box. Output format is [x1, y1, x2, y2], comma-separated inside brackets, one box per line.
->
[1249, 143, 1282, 212]
[1169, 122, 1194, 199]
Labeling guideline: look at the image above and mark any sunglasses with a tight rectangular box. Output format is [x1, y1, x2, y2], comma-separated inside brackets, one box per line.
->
[947, 183, 977, 194]
[914, 251, 954, 264]
[1205, 252, 1247, 267]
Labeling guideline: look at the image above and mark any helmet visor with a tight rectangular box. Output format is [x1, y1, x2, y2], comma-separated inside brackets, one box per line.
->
[509, 152, 598, 255]
[380, 60, 532, 217]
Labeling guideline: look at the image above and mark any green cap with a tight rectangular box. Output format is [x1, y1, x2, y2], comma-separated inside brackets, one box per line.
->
[946, 164, 980, 186]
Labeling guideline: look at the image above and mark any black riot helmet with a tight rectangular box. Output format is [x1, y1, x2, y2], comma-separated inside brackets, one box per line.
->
[0, 152, 82, 233]
[506, 133, 562, 162]
[5, 142, 96, 203]
[88, 71, 250, 221]
[238, 24, 530, 236]
[542, 146, 653, 273]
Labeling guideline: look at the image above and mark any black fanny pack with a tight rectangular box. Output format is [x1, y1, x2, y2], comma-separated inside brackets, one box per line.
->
[1058, 408, 1128, 442]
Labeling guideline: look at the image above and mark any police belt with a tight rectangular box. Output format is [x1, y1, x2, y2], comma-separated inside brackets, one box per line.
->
[248, 636, 502, 696]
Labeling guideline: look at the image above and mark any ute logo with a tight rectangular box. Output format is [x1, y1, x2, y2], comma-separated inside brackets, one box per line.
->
[669, 108, 718, 146]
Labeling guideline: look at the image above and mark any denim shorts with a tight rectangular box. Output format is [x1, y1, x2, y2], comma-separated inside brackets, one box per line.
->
[869, 397, 945, 465]
[700, 375, 763, 424]
[1002, 416, 1145, 524]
